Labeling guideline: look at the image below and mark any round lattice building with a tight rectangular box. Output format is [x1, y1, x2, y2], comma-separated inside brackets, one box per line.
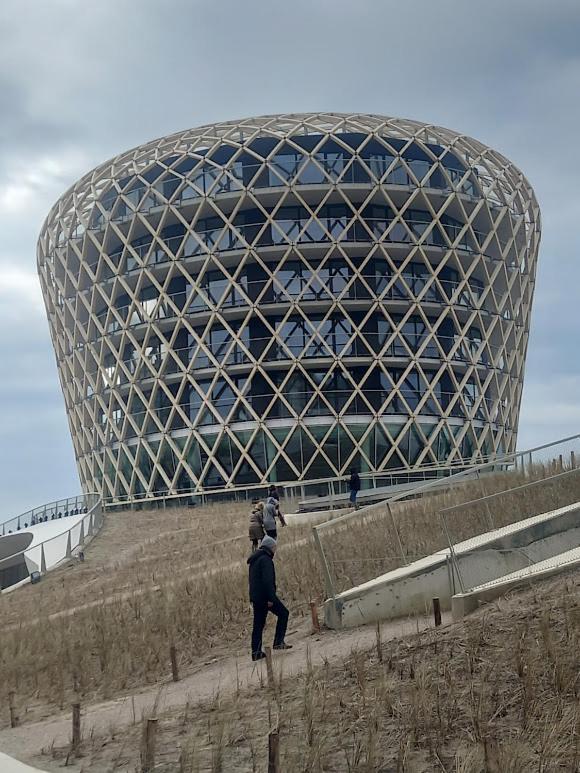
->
[38, 113, 541, 504]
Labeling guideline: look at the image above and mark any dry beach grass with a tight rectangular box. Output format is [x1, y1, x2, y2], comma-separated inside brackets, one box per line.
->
[40, 569, 580, 772]
[0, 458, 578, 771]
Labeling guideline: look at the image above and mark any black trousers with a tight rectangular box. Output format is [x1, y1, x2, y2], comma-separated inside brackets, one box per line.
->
[265, 528, 277, 539]
[251, 598, 289, 655]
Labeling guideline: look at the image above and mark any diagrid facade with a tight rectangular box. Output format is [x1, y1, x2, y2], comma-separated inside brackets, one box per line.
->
[38, 113, 541, 503]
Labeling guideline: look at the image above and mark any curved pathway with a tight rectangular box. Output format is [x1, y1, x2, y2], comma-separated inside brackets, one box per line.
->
[0, 611, 450, 771]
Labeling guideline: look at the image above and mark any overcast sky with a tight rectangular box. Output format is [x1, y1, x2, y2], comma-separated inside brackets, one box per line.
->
[0, 0, 578, 516]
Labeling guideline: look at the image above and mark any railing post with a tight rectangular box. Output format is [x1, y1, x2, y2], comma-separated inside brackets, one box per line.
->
[40, 544, 46, 574]
[66, 531, 72, 558]
[386, 502, 407, 565]
[476, 469, 494, 530]
[440, 510, 465, 593]
[78, 520, 85, 547]
[312, 526, 336, 600]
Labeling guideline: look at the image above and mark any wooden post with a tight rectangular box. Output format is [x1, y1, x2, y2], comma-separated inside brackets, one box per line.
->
[309, 601, 320, 634]
[141, 718, 158, 773]
[375, 621, 383, 663]
[433, 597, 442, 627]
[264, 646, 275, 690]
[558, 454, 563, 470]
[170, 644, 179, 682]
[71, 702, 81, 752]
[8, 691, 18, 728]
[571, 451, 576, 469]
[268, 728, 280, 773]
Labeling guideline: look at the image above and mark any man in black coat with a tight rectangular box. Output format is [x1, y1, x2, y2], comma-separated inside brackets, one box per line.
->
[349, 468, 361, 510]
[247, 535, 292, 661]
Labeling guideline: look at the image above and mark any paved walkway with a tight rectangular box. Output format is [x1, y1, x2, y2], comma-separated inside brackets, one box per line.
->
[0, 752, 47, 772]
[0, 611, 451, 771]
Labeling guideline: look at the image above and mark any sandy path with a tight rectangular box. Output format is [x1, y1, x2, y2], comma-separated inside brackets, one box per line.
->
[4, 530, 313, 631]
[0, 610, 451, 771]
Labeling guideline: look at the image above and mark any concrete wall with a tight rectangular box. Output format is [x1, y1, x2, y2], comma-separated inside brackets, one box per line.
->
[325, 503, 580, 629]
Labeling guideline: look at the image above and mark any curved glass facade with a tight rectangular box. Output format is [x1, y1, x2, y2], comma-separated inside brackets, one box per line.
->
[38, 113, 541, 503]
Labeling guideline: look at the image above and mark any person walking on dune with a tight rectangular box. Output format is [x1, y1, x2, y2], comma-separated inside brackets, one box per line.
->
[248, 500, 265, 551]
[247, 535, 292, 661]
[262, 496, 286, 539]
[349, 468, 361, 510]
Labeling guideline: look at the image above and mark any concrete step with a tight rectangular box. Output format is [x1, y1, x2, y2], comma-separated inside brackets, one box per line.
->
[452, 545, 580, 619]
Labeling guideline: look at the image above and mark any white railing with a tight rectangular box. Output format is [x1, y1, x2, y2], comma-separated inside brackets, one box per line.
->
[0, 493, 100, 535]
[0, 494, 103, 591]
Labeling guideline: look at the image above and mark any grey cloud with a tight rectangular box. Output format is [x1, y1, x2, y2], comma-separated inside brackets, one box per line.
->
[0, 0, 578, 513]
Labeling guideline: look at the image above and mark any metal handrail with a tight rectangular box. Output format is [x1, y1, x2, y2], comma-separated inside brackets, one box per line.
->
[0, 497, 103, 590]
[0, 492, 100, 533]
[315, 432, 580, 534]
[312, 432, 580, 600]
[99, 458, 498, 508]
[439, 465, 580, 594]
[439, 464, 580, 515]
[0, 503, 97, 566]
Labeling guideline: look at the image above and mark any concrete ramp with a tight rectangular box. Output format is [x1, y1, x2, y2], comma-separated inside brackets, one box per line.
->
[452, 545, 580, 619]
[325, 501, 580, 629]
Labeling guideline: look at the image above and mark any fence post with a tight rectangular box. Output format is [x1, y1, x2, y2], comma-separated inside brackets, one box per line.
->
[264, 646, 275, 690]
[66, 531, 72, 558]
[309, 601, 320, 634]
[40, 544, 47, 574]
[170, 644, 179, 682]
[8, 691, 18, 728]
[268, 728, 280, 772]
[433, 597, 442, 627]
[71, 702, 81, 752]
[78, 519, 85, 546]
[312, 527, 336, 600]
[141, 718, 158, 773]
[571, 451, 576, 469]
[375, 621, 382, 662]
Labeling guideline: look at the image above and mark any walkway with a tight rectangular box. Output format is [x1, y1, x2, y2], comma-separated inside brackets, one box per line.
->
[0, 611, 450, 771]
[0, 752, 47, 772]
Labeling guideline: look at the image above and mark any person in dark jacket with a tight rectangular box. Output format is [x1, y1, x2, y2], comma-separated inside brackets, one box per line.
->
[349, 469, 361, 510]
[247, 535, 291, 660]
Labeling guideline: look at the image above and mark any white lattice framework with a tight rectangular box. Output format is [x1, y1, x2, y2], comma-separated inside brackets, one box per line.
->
[37, 113, 541, 503]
